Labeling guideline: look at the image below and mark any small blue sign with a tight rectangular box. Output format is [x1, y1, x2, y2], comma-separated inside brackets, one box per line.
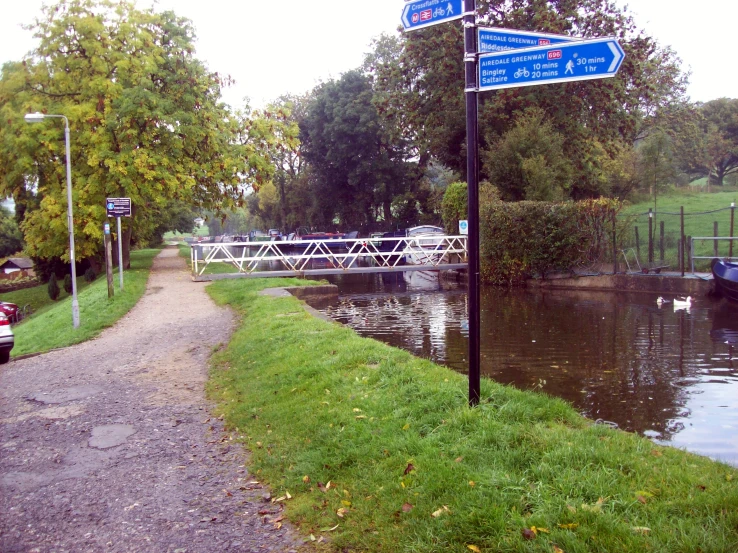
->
[401, 0, 463, 32]
[478, 37, 625, 92]
[104, 223, 110, 235]
[478, 26, 576, 54]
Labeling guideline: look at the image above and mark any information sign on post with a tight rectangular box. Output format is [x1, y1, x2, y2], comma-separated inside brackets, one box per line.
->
[105, 197, 131, 291]
[478, 37, 624, 91]
[106, 197, 131, 217]
[477, 26, 577, 53]
[401, 0, 464, 31]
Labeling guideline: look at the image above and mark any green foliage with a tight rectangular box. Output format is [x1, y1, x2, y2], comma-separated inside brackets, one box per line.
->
[369, 1, 688, 199]
[441, 181, 469, 234]
[480, 199, 622, 286]
[84, 267, 97, 282]
[0, 0, 276, 267]
[0, 206, 23, 257]
[62, 274, 73, 294]
[300, 70, 412, 231]
[47, 274, 60, 301]
[483, 108, 572, 201]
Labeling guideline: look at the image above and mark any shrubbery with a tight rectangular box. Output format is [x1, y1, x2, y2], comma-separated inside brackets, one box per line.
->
[47, 274, 60, 300]
[63, 274, 73, 294]
[84, 267, 97, 282]
[442, 183, 621, 285]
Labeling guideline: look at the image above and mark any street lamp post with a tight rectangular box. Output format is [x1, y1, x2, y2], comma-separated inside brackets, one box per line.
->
[24, 112, 80, 328]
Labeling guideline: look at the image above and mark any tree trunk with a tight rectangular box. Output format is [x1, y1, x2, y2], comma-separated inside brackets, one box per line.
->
[121, 205, 135, 270]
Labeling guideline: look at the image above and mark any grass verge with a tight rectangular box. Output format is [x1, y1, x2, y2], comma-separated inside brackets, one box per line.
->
[10, 248, 159, 356]
[206, 278, 738, 553]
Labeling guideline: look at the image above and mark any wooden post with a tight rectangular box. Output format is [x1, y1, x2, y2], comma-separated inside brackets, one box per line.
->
[648, 208, 654, 263]
[612, 214, 618, 274]
[659, 221, 665, 262]
[634, 226, 640, 261]
[687, 236, 692, 273]
[680, 206, 685, 275]
[730, 202, 735, 259]
[104, 222, 114, 298]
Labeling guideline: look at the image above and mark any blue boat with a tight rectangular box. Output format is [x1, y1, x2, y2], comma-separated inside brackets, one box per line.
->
[711, 258, 738, 303]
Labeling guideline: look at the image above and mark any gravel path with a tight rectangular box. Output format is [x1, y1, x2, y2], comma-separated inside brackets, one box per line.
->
[0, 247, 309, 553]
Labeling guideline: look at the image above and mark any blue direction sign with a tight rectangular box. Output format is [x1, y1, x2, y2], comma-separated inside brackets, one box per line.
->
[401, 0, 463, 31]
[478, 26, 577, 53]
[478, 37, 625, 91]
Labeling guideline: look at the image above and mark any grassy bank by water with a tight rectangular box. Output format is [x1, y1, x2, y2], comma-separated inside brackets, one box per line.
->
[10, 248, 159, 357]
[206, 278, 738, 553]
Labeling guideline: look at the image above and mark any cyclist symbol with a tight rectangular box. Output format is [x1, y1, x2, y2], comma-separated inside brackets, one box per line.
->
[514, 67, 530, 78]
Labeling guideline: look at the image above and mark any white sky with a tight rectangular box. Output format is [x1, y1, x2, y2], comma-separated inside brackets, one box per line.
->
[0, 0, 736, 108]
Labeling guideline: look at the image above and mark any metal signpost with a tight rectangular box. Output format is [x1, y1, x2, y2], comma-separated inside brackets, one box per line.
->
[106, 198, 132, 291]
[478, 38, 624, 91]
[401, 0, 464, 31]
[477, 26, 577, 53]
[401, 1, 625, 406]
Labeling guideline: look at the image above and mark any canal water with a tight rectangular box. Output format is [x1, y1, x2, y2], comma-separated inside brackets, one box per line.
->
[309, 271, 738, 466]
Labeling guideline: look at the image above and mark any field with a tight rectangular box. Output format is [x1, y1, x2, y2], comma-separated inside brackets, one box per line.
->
[620, 189, 737, 271]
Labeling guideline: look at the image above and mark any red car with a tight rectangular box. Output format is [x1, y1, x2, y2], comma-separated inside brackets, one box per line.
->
[0, 301, 19, 323]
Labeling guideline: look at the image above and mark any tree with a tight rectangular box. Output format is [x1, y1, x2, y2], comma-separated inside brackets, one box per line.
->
[0, 0, 274, 269]
[300, 71, 411, 232]
[0, 206, 23, 257]
[701, 98, 738, 186]
[482, 109, 572, 201]
[369, 0, 688, 199]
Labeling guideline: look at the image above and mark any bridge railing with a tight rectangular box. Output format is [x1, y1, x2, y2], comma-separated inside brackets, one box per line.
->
[190, 236, 468, 280]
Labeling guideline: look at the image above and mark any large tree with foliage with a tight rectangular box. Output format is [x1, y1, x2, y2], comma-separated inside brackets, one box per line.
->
[300, 70, 412, 232]
[0, 0, 272, 269]
[370, 0, 688, 199]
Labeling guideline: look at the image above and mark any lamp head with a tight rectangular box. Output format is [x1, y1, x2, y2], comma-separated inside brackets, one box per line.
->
[24, 112, 46, 123]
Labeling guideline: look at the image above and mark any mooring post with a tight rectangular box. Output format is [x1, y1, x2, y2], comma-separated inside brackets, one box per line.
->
[680, 206, 685, 276]
[634, 226, 640, 262]
[730, 202, 735, 259]
[648, 208, 654, 263]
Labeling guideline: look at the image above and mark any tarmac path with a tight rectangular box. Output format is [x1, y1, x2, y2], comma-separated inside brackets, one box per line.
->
[0, 246, 307, 553]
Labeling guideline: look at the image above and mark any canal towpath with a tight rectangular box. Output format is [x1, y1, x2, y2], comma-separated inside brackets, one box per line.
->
[0, 246, 310, 553]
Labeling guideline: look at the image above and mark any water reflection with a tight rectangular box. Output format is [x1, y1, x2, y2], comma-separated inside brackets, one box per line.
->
[312, 272, 738, 465]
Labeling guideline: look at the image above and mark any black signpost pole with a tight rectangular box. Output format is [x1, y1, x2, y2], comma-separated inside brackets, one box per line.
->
[464, 0, 480, 406]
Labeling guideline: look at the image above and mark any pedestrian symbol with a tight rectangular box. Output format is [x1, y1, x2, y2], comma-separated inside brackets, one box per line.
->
[565, 59, 574, 74]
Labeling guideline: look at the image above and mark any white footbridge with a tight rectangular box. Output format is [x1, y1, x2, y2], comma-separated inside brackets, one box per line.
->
[190, 236, 468, 281]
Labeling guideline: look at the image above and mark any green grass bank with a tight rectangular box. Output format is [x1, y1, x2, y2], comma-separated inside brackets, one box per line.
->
[206, 278, 738, 553]
[8, 248, 159, 357]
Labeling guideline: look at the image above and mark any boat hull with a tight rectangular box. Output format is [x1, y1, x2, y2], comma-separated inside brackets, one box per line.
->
[711, 258, 738, 303]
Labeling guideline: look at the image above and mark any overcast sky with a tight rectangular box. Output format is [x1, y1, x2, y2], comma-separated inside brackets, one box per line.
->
[0, 0, 735, 109]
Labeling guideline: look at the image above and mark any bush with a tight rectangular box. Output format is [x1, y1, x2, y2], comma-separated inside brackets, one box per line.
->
[47, 274, 60, 300]
[84, 267, 97, 282]
[480, 198, 621, 286]
[63, 274, 73, 294]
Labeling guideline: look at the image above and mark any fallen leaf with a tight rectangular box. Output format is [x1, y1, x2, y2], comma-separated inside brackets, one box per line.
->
[521, 528, 536, 540]
[223, 489, 232, 497]
[566, 505, 577, 514]
[355, 415, 366, 420]
[650, 449, 663, 457]
[402, 423, 410, 431]
[341, 500, 352, 507]
[467, 546, 481, 552]
[336, 507, 348, 518]
[455, 456, 464, 463]
[468, 481, 476, 487]
[309, 534, 316, 541]
[553, 547, 565, 553]
[404, 463, 416, 475]
[402, 503, 413, 513]
[320, 524, 340, 532]
[533, 526, 549, 534]
[273, 496, 286, 503]
[286, 491, 292, 499]
[631, 526, 651, 534]
[636, 495, 647, 504]
[557, 523, 578, 530]
[303, 475, 310, 483]
[431, 505, 450, 518]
